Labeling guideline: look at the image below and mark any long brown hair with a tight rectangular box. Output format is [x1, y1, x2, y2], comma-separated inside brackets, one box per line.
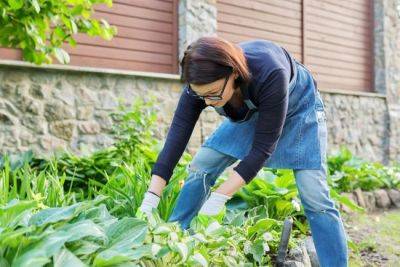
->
[180, 36, 251, 89]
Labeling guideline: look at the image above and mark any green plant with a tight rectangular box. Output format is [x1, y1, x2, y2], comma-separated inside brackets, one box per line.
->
[0, 195, 301, 266]
[0, 0, 117, 64]
[328, 147, 400, 192]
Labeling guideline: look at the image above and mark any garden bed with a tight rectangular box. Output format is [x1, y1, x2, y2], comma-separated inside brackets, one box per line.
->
[1, 100, 399, 266]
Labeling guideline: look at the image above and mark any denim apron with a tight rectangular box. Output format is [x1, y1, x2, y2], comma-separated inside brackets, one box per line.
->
[202, 59, 326, 170]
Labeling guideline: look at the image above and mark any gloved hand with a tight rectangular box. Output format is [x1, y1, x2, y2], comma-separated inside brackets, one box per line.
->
[136, 191, 160, 220]
[193, 192, 232, 227]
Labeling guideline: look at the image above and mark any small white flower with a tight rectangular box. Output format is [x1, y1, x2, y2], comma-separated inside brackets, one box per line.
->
[243, 240, 252, 254]
[263, 242, 270, 252]
[170, 231, 179, 242]
[262, 232, 273, 241]
[291, 199, 301, 212]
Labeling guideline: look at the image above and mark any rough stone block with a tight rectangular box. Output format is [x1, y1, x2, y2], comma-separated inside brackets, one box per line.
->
[78, 121, 100, 135]
[362, 191, 377, 212]
[374, 189, 391, 209]
[354, 188, 366, 208]
[305, 236, 320, 267]
[287, 241, 311, 267]
[49, 121, 75, 141]
[44, 100, 75, 121]
[387, 189, 400, 208]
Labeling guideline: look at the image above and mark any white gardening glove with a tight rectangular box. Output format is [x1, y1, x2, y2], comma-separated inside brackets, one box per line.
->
[199, 192, 231, 216]
[192, 192, 232, 227]
[137, 191, 160, 218]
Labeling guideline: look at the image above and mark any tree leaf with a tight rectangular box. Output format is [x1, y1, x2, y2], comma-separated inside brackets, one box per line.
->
[53, 48, 70, 64]
[7, 0, 24, 10]
[30, 0, 40, 13]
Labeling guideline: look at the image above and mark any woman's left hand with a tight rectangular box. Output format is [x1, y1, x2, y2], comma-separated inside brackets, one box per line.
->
[192, 192, 230, 228]
[194, 170, 246, 227]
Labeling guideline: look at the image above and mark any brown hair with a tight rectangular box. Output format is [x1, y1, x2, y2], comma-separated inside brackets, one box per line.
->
[180, 36, 251, 89]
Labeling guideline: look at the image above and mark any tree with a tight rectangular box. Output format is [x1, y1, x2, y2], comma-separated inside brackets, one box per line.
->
[0, 0, 117, 65]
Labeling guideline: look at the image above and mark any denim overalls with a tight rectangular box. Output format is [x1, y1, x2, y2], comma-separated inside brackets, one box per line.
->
[202, 56, 326, 171]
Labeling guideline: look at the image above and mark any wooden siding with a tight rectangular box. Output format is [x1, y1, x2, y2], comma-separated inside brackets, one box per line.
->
[0, 0, 179, 74]
[217, 0, 373, 92]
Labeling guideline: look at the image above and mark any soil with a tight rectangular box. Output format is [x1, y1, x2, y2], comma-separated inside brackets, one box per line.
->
[342, 208, 400, 267]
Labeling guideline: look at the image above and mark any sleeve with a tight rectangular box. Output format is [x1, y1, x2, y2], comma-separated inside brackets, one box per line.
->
[151, 85, 207, 184]
[233, 69, 289, 184]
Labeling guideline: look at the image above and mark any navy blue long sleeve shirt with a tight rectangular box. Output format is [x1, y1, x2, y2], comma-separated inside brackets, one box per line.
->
[151, 39, 293, 184]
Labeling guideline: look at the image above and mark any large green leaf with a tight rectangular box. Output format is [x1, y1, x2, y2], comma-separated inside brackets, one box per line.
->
[13, 220, 105, 267]
[53, 248, 86, 267]
[0, 199, 38, 227]
[28, 203, 84, 226]
[247, 218, 279, 237]
[105, 217, 147, 248]
[93, 244, 152, 266]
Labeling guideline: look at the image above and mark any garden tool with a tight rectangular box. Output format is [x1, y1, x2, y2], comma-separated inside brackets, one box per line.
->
[275, 216, 294, 267]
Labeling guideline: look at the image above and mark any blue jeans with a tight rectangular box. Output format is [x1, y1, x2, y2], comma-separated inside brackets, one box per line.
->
[167, 110, 348, 267]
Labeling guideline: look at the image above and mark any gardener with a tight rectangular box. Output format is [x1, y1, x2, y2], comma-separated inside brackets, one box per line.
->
[138, 37, 348, 266]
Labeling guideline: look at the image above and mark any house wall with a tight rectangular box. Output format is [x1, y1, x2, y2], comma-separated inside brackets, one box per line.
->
[0, 0, 399, 166]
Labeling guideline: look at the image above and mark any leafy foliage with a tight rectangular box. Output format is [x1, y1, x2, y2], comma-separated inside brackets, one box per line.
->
[328, 147, 400, 192]
[0, 0, 117, 64]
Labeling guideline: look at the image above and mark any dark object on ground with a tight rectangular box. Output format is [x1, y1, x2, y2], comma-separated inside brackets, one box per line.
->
[276, 217, 294, 267]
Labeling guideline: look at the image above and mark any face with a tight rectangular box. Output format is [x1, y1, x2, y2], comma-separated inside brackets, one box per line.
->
[190, 72, 239, 107]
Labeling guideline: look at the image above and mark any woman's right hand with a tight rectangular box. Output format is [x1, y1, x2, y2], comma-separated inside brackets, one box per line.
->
[136, 175, 166, 218]
[137, 191, 160, 218]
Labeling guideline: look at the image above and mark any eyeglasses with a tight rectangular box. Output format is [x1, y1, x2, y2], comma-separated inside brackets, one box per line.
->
[186, 76, 229, 101]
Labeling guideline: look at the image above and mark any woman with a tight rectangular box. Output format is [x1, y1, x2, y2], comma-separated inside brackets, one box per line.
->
[138, 37, 348, 266]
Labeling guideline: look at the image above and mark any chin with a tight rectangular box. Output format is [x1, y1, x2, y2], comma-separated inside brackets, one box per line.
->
[213, 102, 224, 107]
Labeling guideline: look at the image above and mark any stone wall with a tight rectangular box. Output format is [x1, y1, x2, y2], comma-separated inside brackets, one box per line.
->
[0, 63, 392, 166]
[0, 65, 203, 157]
[322, 92, 389, 163]
[374, 0, 400, 163]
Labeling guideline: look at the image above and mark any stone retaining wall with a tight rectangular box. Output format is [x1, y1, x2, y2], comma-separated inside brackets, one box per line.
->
[0, 65, 394, 166]
[0, 64, 395, 166]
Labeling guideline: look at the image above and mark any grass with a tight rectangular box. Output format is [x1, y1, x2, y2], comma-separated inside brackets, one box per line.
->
[346, 209, 400, 266]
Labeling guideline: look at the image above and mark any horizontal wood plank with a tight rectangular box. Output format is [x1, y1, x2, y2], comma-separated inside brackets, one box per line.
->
[218, 23, 301, 45]
[218, 13, 301, 37]
[64, 44, 172, 65]
[95, 2, 172, 23]
[110, 25, 172, 44]
[307, 6, 370, 29]
[308, 64, 372, 81]
[308, 0, 371, 22]
[75, 34, 173, 55]
[217, 3, 301, 27]
[69, 55, 173, 73]
[219, 0, 301, 19]
[113, 0, 172, 12]
[0, 48, 22, 60]
[93, 11, 172, 33]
